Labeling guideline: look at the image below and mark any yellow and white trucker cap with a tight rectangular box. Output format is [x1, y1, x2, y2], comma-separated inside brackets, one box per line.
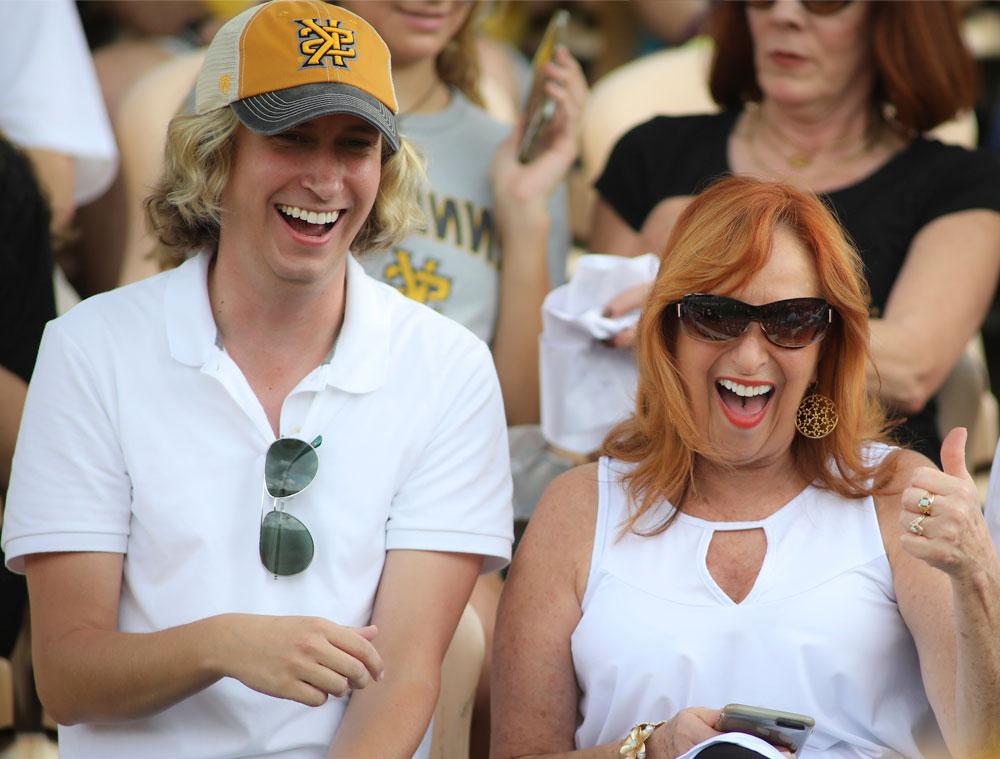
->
[195, 0, 399, 152]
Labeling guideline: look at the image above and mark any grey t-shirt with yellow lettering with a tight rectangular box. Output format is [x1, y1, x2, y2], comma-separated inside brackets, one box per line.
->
[357, 88, 570, 343]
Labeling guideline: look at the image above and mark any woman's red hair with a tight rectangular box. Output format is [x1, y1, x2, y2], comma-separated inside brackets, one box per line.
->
[602, 176, 893, 534]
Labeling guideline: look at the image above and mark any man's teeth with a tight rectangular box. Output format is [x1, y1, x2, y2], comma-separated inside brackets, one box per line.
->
[717, 379, 773, 397]
[277, 204, 339, 225]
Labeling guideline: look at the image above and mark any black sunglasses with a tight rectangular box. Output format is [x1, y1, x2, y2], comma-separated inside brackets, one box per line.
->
[746, 0, 853, 16]
[259, 435, 323, 577]
[670, 293, 833, 349]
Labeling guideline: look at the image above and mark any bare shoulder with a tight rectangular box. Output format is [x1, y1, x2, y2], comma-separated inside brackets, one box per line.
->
[513, 462, 600, 601]
[523, 462, 599, 544]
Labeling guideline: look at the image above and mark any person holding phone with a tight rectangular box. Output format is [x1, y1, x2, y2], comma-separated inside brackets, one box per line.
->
[493, 176, 1000, 759]
[340, 1, 585, 425]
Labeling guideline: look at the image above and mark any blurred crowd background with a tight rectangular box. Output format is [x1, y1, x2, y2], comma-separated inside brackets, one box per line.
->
[5, 1, 1000, 757]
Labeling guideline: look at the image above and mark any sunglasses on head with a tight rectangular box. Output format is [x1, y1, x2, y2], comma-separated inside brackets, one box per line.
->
[746, 0, 853, 16]
[670, 293, 833, 349]
[259, 435, 323, 577]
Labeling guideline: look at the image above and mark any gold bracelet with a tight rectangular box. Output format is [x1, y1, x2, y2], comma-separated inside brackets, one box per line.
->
[619, 720, 666, 759]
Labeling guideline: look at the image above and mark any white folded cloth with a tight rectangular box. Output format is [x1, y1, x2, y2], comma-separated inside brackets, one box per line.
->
[540, 253, 659, 455]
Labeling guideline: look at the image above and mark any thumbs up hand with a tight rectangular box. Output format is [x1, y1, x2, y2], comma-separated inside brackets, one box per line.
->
[899, 427, 996, 582]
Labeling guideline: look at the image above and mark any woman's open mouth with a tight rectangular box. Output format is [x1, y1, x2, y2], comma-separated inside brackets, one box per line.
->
[716, 378, 774, 429]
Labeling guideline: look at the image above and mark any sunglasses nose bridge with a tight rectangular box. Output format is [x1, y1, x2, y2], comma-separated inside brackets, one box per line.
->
[724, 318, 775, 369]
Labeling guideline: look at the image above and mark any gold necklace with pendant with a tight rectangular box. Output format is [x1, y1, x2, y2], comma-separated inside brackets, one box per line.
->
[750, 106, 881, 172]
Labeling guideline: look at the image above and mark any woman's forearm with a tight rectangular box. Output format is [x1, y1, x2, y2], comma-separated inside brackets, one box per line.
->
[952, 568, 1000, 754]
[492, 206, 550, 425]
[868, 318, 959, 414]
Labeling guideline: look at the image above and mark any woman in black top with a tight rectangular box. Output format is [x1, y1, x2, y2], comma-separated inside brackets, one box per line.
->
[590, 1, 1000, 463]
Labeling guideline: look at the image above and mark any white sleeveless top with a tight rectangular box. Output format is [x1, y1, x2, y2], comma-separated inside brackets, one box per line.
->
[571, 451, 946, 758]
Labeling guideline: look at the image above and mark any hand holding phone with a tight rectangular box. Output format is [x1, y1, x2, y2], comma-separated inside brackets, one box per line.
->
[517, 9, 570, 164]
[717, 703, 815, 754]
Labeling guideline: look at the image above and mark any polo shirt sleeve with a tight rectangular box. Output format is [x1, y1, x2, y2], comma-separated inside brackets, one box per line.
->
[2, 318, 132, 573]
[384, 340, 513, 574]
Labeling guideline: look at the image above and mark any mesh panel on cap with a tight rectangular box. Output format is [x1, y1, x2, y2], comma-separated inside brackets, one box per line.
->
[195, 3, 260, 113]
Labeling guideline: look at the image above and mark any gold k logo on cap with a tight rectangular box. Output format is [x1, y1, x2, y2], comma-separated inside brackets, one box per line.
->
[297, 19, 357, 69]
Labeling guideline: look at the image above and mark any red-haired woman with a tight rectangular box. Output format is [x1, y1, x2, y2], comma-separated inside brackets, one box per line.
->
[590, 1, 1000, 466]
[493, 176, 1000, 759]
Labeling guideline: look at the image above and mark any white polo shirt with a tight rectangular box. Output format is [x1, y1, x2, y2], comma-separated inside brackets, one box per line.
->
[2, 251, 513, 759]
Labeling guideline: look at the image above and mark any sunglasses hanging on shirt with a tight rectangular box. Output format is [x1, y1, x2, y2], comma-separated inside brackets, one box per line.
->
[259, 435, 323, 577]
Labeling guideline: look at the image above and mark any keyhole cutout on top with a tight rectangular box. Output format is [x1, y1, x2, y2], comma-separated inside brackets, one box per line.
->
[705, 528, 768, 604]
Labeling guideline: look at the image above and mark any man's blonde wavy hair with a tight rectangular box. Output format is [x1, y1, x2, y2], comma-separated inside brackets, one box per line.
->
[145, 107, 425, 268]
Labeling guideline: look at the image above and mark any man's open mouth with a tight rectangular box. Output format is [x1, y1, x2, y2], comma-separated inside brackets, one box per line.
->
[276, 204, 341, 237]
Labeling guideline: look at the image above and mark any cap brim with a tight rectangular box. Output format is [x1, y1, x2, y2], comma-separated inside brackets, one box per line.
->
[231, 82, 399, 153]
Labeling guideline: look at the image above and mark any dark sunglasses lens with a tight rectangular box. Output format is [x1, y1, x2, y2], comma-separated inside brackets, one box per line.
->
[260, 510, 314, 576]
[265, 438, 319, 498]
[681, 297, 749, 341]
[746, 0, 851, 13]
[802, 0, 851, 15]
[764, 300, 830, 347]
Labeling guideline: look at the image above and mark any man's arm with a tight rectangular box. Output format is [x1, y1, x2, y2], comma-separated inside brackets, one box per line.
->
[26, 551, 384, 725]
[327, 549, 482, 758]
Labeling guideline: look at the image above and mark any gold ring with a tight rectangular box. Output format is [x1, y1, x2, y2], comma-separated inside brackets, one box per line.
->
[917, 493, 935, 516]
[909, 514, 928, 536]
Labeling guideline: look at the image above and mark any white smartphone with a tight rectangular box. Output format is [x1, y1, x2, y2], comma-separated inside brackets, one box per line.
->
[516, 9, 570, 164]
[717, 703, 815, 754]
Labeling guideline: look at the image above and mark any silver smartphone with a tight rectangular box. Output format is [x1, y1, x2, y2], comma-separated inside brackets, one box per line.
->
[717, 703, 815, 754]
[516, 9, 569, 164]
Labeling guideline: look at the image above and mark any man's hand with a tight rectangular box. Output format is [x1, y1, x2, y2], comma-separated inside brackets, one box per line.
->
[213, 614, 383, 706]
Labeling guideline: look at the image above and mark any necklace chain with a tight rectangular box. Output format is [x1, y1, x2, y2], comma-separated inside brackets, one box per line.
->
[748, 106, 883, 172]
[398, 78, 446, 122]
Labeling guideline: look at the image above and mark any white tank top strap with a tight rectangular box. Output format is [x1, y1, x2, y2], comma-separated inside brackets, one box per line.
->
[585, 456, 617, 609]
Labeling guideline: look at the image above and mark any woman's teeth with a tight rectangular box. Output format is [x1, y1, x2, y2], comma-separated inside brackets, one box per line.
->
[717, 379, 773, 397]
[277, 204, 340, 225]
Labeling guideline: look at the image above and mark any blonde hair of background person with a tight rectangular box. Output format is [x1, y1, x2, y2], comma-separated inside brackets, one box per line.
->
[493, 176, 1000, 759]
[147, 107, 426, 265]
[591, 0, 1000, 468]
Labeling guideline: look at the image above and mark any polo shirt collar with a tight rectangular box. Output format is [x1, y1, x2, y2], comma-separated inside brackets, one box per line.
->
[165, 251, 216, 368]
[164, 251, 390, 394]
[326, 254, 389, 393]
